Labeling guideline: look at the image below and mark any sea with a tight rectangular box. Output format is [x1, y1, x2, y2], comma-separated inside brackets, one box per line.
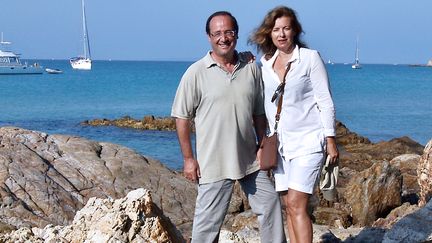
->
[1, 60, 431, 170]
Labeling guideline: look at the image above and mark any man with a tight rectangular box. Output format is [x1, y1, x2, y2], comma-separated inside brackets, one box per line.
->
[171, 11, 286, 243]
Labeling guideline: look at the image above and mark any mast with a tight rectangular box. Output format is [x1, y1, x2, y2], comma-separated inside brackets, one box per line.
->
[81, 0, 91, 59]
[0, 32, 12, 45]
[354, 36, 359, 65]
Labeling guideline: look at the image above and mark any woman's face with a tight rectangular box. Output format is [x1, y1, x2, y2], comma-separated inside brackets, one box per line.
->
[271, 16, 296, 52]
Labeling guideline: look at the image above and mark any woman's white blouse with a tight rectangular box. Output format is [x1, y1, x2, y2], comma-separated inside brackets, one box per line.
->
[260, 46, 336, 159]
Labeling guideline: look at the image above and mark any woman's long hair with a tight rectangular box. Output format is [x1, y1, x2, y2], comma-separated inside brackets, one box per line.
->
[248, 6, 307, 59]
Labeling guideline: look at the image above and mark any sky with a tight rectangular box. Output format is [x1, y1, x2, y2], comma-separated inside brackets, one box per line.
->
[1, 0, 431, 65]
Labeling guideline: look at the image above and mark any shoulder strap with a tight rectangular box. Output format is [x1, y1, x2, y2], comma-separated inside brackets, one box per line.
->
[274, 62, 291, 132]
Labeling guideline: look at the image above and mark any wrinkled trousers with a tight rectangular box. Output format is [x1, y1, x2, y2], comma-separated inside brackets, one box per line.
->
[191, 170, 287, 243]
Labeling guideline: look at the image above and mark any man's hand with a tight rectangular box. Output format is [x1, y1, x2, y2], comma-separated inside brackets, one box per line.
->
[175, 118, 200, 183]
[183, 157, 201, 183]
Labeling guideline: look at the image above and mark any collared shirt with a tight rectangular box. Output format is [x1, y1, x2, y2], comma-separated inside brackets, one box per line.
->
[171, 51, 264, 184]
[260, 46, 336, 159]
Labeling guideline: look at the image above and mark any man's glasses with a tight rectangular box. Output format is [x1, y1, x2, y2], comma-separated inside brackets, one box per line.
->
[271, 82, 285, 103]
[209, 30, 236, 39]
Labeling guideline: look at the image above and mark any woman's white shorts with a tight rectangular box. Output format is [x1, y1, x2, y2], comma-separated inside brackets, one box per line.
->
[274, 152, 325, 194]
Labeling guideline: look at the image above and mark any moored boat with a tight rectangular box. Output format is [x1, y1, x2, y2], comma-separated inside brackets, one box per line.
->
[0, 33, 43, 75]
[45, 68, 63, 74]
[70, 0, 92, 70]
[351, 36, 361, 69]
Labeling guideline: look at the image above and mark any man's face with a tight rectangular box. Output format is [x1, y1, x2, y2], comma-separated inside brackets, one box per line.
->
[208, 15, 237, 58]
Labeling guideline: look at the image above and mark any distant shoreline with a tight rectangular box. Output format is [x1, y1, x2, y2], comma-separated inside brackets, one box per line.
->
[408, 64, 432, 67]
[19, 58, 432, 66]
[81, 116, 426, 146]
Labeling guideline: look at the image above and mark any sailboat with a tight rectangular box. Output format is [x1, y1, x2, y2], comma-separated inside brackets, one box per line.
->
[351, 36, 361, 69]
[70, 0, 92, 70]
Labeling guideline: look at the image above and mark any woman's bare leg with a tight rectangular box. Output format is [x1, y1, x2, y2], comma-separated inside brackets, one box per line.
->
[284, 189, 312, 243]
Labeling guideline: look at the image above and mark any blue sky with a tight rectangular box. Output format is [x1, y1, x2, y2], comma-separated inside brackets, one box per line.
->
[1, 0, 431, 64]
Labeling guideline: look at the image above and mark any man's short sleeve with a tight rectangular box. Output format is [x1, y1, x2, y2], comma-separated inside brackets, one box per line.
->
[171, 68, 200, 119]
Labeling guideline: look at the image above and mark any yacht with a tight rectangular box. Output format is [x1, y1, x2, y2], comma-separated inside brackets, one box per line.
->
[351, 36, 361, 69]
[70, 0, 92, 70]
[0, 33, 43, 75]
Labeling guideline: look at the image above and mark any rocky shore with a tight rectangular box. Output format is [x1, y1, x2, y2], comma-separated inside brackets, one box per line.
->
[0, 122, 431, 242]
[81, 115, 180, 131]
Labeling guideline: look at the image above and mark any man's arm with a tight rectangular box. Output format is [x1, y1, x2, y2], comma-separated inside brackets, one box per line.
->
[253, 114, 267, 146]
[175, 118, 200, 182]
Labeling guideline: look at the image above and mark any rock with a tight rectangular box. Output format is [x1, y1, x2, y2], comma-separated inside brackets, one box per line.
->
[343, 227, 387, 243]
[81, 115, 178, 131]
[335, 121, 371, 146]
[372, 202, 418, 229]
[313, 205, 352, 228]
[224, 210, 258, 234]
[334, 121, 423, 197]
[338, 135, 424, 174]
[219, 229, 254, 243]
[417, 139, 432, 207]
[219, 228, 261, 243]
[314, 122, 425, 228]
[0, 227, 42, 242]
[228, 182, 249, 214]
[0, 126, 196, 238]
[0, 126, 251, 239]
[0, 188, 184, 242]
[389, 154, 421, 203]
[1, 124, 429, 241]
[344, 161, 402, 226]
[382, 199, 432, 242]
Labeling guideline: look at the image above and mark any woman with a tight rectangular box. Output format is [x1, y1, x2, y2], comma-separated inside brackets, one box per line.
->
[249, 6, 339, 243]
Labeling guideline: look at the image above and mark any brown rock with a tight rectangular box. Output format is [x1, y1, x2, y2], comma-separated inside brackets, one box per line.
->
[0, 126, 249, 239]
[81, 115, 178, 131]
[390, 154, 421, 203]
[224, 210, 259, 233]
[332, 122, 423, 203]
[313, 206, 351, 228]
[344, 161, 402, 226]
[382, 199, 432, 242]
[0, 189, 184, 242]
[337, 136, 423, 174]
[0, 126, 196, 238]
[418, 139, 432, 207]
[1, 122, 427, 241]
[311, 121, 424, 229]
[372, 202, 418, 229]
[336, 121, 371, 146]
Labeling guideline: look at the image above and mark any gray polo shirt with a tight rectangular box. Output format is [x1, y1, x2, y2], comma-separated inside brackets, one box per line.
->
[171, 52, 265, 184]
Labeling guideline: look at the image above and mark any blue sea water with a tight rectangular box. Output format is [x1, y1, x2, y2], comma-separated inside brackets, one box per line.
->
[1, 60, 431, 170]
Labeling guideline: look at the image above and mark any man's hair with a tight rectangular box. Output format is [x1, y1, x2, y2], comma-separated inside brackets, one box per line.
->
[205, 11, 239, 35]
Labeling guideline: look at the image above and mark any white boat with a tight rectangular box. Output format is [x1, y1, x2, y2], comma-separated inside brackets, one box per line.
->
[70, 0, 92, 70]
[0, 33, 43, 75]
[351, 36, 361, 69]
[45, 68, 63, 74]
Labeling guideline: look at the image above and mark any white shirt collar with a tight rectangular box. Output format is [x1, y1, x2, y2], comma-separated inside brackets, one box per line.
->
[261, 45, 301, 69]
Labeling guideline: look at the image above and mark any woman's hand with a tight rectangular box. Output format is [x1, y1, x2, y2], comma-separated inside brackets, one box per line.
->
[238, 51, 256, 63]
[326, 136, 339, 164]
